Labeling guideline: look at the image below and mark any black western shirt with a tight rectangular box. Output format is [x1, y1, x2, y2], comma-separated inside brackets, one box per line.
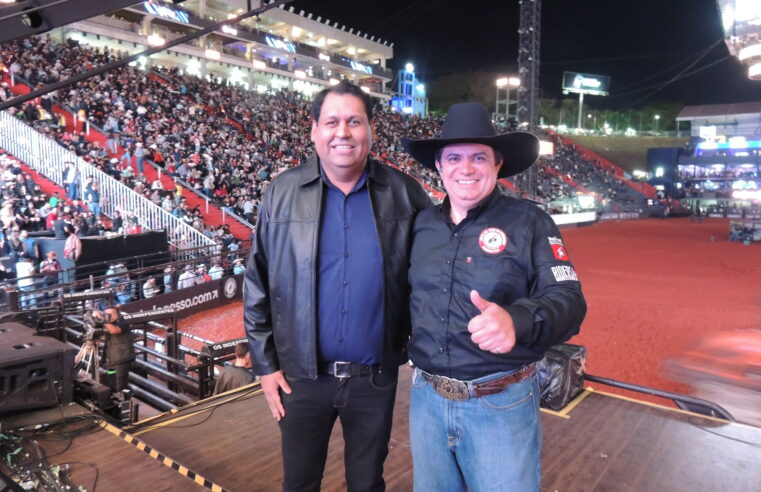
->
[408, 189, 587, 380]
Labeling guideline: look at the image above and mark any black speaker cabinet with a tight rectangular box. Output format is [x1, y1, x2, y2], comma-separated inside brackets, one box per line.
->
[0, 322, 77, 414]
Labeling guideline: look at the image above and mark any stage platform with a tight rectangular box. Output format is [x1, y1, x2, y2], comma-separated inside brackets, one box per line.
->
[2, 365, 760, 491]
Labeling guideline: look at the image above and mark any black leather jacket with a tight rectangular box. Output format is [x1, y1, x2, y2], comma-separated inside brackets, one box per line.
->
[244, 155, 431, 379]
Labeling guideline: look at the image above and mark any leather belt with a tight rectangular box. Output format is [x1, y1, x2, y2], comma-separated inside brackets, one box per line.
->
[419, 364, 536, 401]
[319, 361, 377, 379]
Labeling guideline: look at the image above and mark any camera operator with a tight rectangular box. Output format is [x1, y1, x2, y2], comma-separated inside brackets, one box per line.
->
[98, 306, 134, 392]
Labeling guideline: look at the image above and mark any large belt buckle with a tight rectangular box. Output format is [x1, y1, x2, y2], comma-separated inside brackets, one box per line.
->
[332, 361, 352, 379]
[434, 376, 469, 401]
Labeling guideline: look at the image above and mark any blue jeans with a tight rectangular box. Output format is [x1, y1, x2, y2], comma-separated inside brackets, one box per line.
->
[67, 182, 78, 200]
[88, 201, 100, 217]
[410, 367, 541, 492]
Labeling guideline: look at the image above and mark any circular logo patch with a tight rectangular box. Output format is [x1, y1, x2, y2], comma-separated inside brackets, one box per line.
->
[223, 277, 237, 299]
[478, 228, 508, 254]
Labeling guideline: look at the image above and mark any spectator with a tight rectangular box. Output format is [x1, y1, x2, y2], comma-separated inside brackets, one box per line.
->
[163, 266, 174, 293]
[177, 264, 196, 289]
[208, 261, 224, 280]
[83, 177, 100, 217]
[39, 250, 62, 296]
[213, 342, 256, 395]
[142, 277, 159, 299]
[15, 254, 36, 308]
[62, 161, 80, 200]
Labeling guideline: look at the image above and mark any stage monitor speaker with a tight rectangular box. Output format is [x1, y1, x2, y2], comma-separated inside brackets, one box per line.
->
[0, 323, 77, 415]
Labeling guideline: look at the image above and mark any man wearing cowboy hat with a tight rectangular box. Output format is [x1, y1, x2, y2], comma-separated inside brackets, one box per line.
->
[402, 103, 586, 491]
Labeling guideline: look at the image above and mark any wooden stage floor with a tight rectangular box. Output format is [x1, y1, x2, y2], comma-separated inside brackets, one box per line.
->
[3, 365, 761, 491]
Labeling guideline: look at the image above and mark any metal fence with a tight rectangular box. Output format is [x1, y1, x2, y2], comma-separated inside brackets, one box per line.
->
[0, 110, 214, 249]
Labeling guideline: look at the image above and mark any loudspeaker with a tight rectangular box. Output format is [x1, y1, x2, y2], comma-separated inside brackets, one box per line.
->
[0, 322, 77, 415]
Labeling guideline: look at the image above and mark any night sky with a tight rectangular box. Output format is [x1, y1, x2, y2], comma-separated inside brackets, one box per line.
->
[288, 0, 761, 108]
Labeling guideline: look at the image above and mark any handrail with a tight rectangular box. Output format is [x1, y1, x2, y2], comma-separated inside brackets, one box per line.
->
[80, 111, 256, 232]
[0, 111, 214, 249]
[584, 373, 735, 421]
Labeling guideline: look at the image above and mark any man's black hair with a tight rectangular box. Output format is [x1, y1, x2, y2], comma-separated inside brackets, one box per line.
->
[310, 80, 373, 122]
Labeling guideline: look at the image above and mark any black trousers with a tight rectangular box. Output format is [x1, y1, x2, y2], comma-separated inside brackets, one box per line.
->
[110, 361, 131, 392]
[279, 369, 398, 492]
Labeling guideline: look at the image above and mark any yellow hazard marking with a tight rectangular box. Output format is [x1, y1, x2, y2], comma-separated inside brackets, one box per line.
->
[97, 420, 229, 491]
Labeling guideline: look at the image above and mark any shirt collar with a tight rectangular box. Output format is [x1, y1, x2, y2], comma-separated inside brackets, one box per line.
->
[439, 187, 502, 224]
[319, 160, 368, 193]
[300, 154, 387, 187]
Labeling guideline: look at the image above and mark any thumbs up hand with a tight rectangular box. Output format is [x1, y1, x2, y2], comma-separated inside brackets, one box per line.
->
[467, 290, 516, 355]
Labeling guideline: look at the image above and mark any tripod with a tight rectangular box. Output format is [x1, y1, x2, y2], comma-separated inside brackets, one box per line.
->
[76, 340, 102, 383]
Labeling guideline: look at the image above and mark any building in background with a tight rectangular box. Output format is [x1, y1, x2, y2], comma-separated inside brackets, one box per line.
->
[54, 0, 394, 99]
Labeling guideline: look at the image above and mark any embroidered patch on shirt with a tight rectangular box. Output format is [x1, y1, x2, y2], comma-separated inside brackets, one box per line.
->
[551, 265, 579, 282]
[478, 228, 508, 254]
[548, 236, 570, 261]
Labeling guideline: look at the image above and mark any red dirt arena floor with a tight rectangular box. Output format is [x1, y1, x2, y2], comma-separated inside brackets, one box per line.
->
[178, 217, 761, 403]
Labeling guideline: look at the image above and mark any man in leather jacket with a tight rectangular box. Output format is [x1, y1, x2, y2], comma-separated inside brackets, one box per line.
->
[244, 81, 430, 492]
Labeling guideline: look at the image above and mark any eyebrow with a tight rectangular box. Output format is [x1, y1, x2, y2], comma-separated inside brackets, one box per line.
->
[443, 151, 489, 159]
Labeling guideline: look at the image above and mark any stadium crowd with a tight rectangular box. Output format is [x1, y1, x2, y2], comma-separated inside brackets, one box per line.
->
[2, 34, 656, 235]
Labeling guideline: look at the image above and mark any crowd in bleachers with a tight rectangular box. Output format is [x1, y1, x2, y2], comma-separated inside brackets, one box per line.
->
[539, 133, 647, 211]
[1, 34, 658, 235]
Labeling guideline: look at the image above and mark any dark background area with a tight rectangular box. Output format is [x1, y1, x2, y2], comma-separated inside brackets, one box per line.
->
[289, 0, 760, 110]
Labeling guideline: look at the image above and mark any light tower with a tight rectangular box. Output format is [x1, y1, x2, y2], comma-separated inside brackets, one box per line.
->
[517, 0, 541, 131]
[516, 0, 541, 198]
[718, 0, 761, 80]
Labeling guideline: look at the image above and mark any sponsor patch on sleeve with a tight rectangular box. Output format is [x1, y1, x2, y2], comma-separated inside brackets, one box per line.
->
[551, 265, 579, 282]
[548, 236, 570, 261]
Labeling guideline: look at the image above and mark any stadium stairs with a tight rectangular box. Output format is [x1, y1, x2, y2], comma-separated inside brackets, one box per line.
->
[547, 129, 657, 199]
[2, 72, 253, 241]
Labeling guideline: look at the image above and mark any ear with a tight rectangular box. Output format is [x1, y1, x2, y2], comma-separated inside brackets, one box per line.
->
[310, 120, 318, 143]
[435, 160, 442, 173]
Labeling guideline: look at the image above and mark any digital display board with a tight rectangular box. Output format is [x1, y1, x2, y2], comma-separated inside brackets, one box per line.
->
[562, 71, 610, 96]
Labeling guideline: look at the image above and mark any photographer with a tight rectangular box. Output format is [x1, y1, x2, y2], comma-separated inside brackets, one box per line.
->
[97, 306, 134, 392]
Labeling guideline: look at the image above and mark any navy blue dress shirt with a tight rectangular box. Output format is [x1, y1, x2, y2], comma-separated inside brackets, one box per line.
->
[317, 168, 384, 365]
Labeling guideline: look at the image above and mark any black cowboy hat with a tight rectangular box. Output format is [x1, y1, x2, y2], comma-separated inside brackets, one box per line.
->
[401, 103, 539, 178]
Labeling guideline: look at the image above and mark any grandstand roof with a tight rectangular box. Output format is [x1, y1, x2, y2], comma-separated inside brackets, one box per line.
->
[677, 102, 761, 120]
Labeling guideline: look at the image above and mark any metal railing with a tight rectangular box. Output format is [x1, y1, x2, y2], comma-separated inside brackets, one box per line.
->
[0, 111, 214, 249]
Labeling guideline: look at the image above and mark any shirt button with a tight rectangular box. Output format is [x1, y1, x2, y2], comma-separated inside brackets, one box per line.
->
[438, 347, 445, 353]
[439, 317, 445, 323]
[344, 223, 349, 229]
[343, 280, 348, 286]
[446, 259, 451, 264]
[442, 288, 448, 294]
[340, 309, 346, 314]
[453, 232, 460, 237]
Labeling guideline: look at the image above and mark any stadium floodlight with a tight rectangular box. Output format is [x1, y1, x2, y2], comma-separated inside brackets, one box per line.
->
[748, 62, 761, 78]
[538, 140, 554, 155]
[147, 34, 165, 47]
[416, 84, 425, 92]
[739, 43, 761, 60]
[405, 63, 414, 73]
[508, 77, 521, 87]
[294, 70, 306, 79]
[496, 77, 509, 88]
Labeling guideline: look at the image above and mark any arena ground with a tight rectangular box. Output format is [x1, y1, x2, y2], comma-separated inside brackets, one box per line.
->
[178, 217, 760, 403]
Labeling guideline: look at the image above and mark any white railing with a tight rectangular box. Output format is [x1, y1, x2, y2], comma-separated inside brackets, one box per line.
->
[0, 111, 214, 249]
